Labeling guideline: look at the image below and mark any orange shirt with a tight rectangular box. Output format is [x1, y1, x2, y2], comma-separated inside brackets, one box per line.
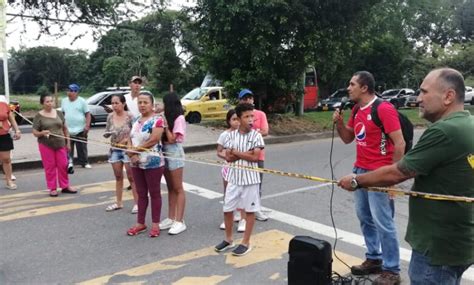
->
[0, 102, 11, 136]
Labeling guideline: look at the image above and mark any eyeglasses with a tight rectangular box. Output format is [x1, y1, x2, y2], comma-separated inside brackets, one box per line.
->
[241, 96, 253, 101]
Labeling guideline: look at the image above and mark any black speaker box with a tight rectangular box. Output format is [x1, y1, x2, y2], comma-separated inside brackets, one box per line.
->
[288, 236, 333, 285]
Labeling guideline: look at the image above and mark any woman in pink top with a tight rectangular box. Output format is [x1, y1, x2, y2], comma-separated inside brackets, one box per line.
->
[159, 92, 187, 235]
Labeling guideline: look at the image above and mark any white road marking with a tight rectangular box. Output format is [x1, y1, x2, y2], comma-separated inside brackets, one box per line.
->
[180, 181, 474, 281]
[261, 183, 332, 200]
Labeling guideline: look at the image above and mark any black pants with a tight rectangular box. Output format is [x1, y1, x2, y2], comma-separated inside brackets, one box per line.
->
[69, 131, 89, 166]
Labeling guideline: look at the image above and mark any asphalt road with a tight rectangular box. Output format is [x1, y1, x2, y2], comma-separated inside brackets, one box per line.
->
[1, 136, 472, 284]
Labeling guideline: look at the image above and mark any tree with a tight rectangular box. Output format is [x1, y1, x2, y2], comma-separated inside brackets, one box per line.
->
[9, 46, 89, 93]
[7, 1, 167, 41]
[192, 0, 380, 113]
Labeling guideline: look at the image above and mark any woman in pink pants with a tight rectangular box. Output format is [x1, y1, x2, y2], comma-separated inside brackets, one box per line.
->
[32, 94, 77, 197]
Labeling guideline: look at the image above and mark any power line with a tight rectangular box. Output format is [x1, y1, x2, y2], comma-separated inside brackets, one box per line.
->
[6, 13, 156, 33]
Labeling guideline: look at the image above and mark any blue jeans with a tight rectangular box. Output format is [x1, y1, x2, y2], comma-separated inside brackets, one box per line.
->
[353, 167, 400, 273]
[409, 250, 471, 285]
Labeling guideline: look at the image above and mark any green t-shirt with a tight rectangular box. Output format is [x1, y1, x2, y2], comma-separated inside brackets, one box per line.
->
[399, 111, 474, 266]
[32, 112, 67, 149]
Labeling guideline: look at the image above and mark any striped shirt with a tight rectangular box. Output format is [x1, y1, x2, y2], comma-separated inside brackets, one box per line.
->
[224, 129, 265, 185]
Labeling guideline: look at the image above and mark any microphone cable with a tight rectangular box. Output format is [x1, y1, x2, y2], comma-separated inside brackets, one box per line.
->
[329, 108, 351, 270]
[329, 107, 375, 285]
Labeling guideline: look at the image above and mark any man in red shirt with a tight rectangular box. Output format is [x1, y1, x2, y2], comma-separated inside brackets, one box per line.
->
[238, 89, 269, 222]
[333, 71, 405, 285]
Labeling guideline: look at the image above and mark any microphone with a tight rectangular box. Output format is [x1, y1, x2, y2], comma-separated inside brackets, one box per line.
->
[338, 97, 349, 113]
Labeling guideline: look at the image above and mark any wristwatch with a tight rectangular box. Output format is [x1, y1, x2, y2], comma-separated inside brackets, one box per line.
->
[350, 174, 360, 190]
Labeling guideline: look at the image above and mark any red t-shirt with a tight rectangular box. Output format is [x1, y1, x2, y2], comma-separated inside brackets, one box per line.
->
[252, 109, 268, 161]
[0, 102, 11, 136]
[347, 99, 400, 170]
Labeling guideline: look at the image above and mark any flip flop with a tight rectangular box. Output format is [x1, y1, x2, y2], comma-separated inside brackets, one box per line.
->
[61, 187, 78, 194]
[106, 203, 123, 212]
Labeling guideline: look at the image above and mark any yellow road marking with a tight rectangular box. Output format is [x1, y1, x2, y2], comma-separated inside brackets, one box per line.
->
[172, 275, 231, 285]
[225, 229, 291, 268]
[79, 247, 218, 284]
[80, 229, 363, 284]
[0, 181, 117, 201]
[0, 203, 95, 222]
[1, 196, 74, 207]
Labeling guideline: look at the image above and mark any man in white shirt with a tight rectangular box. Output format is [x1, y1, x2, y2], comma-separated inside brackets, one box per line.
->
[124, 76, 143, 118]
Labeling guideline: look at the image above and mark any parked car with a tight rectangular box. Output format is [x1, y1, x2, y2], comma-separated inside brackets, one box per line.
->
[465, 86, 474, 105]
[181, 87, 233, 123]
[317, 89, 354, 111]
[381, 88, 414, 109]
[405, 89, 420, 108]
[86, 90, 153, 124]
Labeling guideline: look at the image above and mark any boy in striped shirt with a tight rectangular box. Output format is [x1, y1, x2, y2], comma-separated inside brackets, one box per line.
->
[214, 103, 265, 256]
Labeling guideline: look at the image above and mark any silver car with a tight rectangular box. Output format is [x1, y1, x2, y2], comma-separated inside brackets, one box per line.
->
[86, 90, 153, 124]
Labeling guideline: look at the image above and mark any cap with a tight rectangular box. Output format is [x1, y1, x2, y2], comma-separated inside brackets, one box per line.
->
[130, 76, 143, 83]
[68, 84, 80, 92]
[238, 89, 254, 99]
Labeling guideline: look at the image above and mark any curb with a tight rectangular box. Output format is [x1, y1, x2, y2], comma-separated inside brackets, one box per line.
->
[12, 131, 335, 171]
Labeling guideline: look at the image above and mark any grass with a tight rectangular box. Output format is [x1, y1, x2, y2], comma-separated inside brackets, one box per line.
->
[304, 105, 474, 129]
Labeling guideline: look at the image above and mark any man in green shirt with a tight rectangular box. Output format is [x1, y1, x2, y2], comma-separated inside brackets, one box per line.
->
[338, 68, 473, 285]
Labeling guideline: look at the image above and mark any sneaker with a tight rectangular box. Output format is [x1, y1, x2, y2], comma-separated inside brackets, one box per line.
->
[5, 182, 17, 190]
[255, 210, 268, 221]
[131, 204, 138, 214]
[219, 221, 226, 230]
[351, 259, 383, 275]
[373, 271, 401, 285]
[215, 240, 235, 252]
[168, 221, 187, 235]
[11, 174, 16, 181]
[67, 163, 74, 174]
[234, 211, 241, 222]
[83, 164, 92, 169]
[237, 219, 246, 232]
[232, 244, 252, 256]
[159, 218, 174, 230]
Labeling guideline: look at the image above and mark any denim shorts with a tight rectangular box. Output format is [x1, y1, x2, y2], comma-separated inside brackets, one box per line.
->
[163, 143, 185, 171]
[108, 149, 130, 164]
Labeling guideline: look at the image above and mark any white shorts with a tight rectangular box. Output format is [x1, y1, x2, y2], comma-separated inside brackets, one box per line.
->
[223, 183, 261, 213]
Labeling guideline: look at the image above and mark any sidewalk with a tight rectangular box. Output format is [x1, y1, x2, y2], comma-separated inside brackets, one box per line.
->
[13, 124, 333, 170]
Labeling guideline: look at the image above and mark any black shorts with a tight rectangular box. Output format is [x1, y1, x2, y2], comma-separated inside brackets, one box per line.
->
[0, 133, 14, 151]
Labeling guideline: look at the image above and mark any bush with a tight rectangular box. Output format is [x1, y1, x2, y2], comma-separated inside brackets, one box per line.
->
[36, 85, 51, 96]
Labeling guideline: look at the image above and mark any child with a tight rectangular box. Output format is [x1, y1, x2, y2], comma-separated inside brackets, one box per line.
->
[214, 103, 265, 256]
[217, 109, 246, 232]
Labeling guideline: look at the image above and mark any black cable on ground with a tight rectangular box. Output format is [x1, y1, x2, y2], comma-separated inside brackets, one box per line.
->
[329, 120, 351, 270]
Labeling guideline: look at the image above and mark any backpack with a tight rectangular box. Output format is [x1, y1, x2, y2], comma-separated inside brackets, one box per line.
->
[352, 98, 414, 154]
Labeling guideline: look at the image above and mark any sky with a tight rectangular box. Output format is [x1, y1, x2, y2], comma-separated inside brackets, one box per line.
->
[5, 0, 195, 53]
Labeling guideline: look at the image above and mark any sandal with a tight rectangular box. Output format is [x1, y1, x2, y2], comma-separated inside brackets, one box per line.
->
[149, 227, 160, 238]
[127, 225, 147, 236]
[6, 183, 17, 190]
[106, 203, 123, 212]
[61, 187, 77, 194]
[50, 190, 58, 197]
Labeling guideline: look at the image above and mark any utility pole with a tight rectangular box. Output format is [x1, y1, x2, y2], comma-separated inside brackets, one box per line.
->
[0, 0, 9, 101]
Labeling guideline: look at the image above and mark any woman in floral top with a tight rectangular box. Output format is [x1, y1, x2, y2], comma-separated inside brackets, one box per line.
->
[103, 94, 137, 213]
[126, 93, 165, 238]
